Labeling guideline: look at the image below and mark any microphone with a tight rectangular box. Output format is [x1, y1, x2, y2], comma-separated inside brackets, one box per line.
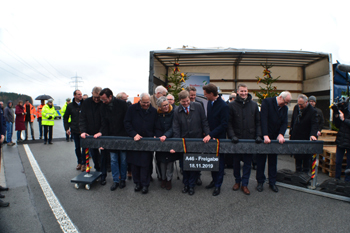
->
[338, 64, 350, 73]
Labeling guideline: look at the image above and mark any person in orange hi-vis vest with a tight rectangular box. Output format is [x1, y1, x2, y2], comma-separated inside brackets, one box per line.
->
[36, 100, 45, 140]
[23, 99, 37, 140]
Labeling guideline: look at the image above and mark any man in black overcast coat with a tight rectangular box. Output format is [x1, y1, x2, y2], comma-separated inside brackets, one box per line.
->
[290, 94, 318, 173]
[256, 91, 291, 193]
[80, 87, 103, 175]
[124, 93, 157, 194]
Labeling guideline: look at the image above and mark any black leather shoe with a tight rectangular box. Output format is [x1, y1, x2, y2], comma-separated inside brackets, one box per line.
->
[44, 141, 47, 145]
[49, 142, 53, 144]
[182, 186, 189, 193]
[188, 187, 195, 195]
[269, 184, 279, 192]
[100, 177, 106, 185]
[134, 184, 142, 192]
[256, 183, 264, 192]
[0, 193, 5, 198]
[119, 180, 126, 189]
[110, 182, 119, 191]
[205, 181, 215, 189]
[196, 177, 202, 186]
[213, 187, 220, 196]
[0, 200, 10, 207]
[0, 186, 9, 192]
[142, 186, 148, 194]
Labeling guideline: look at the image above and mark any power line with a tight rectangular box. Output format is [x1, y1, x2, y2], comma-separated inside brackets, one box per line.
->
[0, 59, 43, 83]
[70, 74, 83, 90]
[0, 65, 46, 86]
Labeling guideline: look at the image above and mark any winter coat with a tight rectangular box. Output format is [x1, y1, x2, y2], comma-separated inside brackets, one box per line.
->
[79, 97, 103, 135]
[64, 98, 84, 134]
[334, 108, 350, 149]
[15, 105, 25, 131]
[173, 101, 210, 138]
[260, 97, 288, 139]
[206, 96, 229, 139]
[100, 97, 128, 137]
[314, 107, 325, 131]
[290, 103, 318, 140]
[4, 101, 14, 123]
[155, 105, 180, 163]
[23, 103, 36, 122]
[42, 104, 57, 126]
[1, 110, 5, 136]
[227, 94, 262, 140]
[124, 102, 158, 167]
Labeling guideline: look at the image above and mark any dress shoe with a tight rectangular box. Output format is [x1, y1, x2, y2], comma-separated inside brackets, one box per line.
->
[119, 180, 126, 189]
[256, 183, 264, 192]
[232, 183, 240, 191]
[142, 186, 148, 194]
[0, 193, 5, 198]
[44, 141, 47, 145]
[0, 186, 9, 192]
[182, 185, 189, 193]
[241, 186, 250, 195]
[0, 200, 9, 207]
[134, 184, 142, 192]
[81, 165, 86, 172]
[269, 184, 279, 192]
[49, 142, 53, 144]
[205, 181, 215, 189]
[196, 177, 202, 186]
[161, 179, 166, 189]
[39, 136, 42, 140]
[110, 182, 119, 191]
[100, 177, 106, 185]
[213, 187, 221, 196]
[76, 164, 82, 170]
[188, 187, 195, 195]
[166, 180, 172, 190]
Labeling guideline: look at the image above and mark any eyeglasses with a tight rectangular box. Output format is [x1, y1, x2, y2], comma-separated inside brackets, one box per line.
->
[167, 98, 173, 101]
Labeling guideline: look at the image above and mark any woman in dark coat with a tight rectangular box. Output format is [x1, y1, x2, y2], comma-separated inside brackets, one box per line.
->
[15, 100, 25, 142]
[155, 96, 179, 190]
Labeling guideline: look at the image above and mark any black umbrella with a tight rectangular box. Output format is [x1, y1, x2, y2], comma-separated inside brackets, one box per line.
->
[35, 94, 53, 100]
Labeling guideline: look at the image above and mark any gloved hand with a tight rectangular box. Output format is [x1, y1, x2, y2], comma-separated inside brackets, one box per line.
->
[231, 136, 239, 143]
[255, 136, 263, 144]
[48, 116, 53, 120]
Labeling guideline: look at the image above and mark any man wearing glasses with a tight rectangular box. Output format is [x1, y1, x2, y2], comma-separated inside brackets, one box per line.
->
[80, 87, 103, 178]
[256, 91, 292, 193]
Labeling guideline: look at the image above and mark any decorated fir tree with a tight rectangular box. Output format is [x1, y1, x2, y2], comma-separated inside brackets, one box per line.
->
[254, 62, 280, 106]
[163, 57, 189, 104]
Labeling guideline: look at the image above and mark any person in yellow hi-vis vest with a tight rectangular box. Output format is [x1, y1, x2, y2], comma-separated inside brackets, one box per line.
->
[42, 99, 57, 144]
[61, 98, 72, 142]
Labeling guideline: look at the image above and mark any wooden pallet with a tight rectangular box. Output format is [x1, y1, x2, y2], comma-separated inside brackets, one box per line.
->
[319, 146, 348, 177]
[321, 129, 338, 136]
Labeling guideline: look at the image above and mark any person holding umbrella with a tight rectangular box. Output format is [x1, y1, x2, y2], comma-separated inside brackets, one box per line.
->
[41, 99, 57, 144]
[35, 94, 53, 140]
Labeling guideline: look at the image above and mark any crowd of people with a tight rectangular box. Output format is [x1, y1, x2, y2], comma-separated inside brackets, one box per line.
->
[1, 81, 350, 205]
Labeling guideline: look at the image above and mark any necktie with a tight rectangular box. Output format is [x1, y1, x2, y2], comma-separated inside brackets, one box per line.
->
[185, 107, 189, 115]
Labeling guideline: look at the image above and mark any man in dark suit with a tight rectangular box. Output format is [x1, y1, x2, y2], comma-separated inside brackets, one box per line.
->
[124, 93, 157, 194]
[256, 91, 291, 193]
[173, 90, 210, 195]
[202, 84, 229, 196]
[290, 94, 318, 173]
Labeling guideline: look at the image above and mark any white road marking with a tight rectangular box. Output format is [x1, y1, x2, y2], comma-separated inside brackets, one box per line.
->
[23, 144, 79, 233]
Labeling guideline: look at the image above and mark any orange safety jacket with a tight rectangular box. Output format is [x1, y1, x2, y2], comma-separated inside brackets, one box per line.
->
[36, 104, 44, 118]
[23, 103, 37, 122]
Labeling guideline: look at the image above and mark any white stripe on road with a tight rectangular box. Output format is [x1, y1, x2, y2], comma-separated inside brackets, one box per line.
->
[23, 144, 79, 233]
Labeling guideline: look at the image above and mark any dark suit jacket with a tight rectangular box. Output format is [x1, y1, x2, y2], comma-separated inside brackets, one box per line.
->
[173, 102, 210, 138]
[261, 97, 288, 139]
[206, 96, 229, 139]
[124, 102, 157, 167]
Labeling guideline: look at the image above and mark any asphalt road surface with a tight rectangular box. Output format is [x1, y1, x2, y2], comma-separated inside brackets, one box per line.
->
[1, 121, 350, 233]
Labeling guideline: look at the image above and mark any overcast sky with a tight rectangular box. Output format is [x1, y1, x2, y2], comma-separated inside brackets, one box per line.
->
[1, 0, 349, 106]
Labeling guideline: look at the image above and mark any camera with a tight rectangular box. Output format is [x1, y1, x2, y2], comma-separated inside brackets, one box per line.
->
[330, 96, 349, 114]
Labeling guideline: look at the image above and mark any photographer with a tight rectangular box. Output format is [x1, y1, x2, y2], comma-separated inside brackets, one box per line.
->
[333, 97, 350, 182]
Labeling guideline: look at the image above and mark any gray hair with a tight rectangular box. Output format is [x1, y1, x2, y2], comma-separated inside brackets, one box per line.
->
[92, 86, 102, 94]
[116, 92, 127, 99]
[279, 91, 292, 100]
[156, 96, 168, 107]
[140, 93, 150, 101]
[298, 94, 308, 103]
[167, 94, 174, 100]
[155, 85, 168, 95]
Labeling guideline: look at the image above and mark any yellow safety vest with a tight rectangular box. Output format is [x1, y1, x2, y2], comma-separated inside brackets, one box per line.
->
[42, 104, 57, 126]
